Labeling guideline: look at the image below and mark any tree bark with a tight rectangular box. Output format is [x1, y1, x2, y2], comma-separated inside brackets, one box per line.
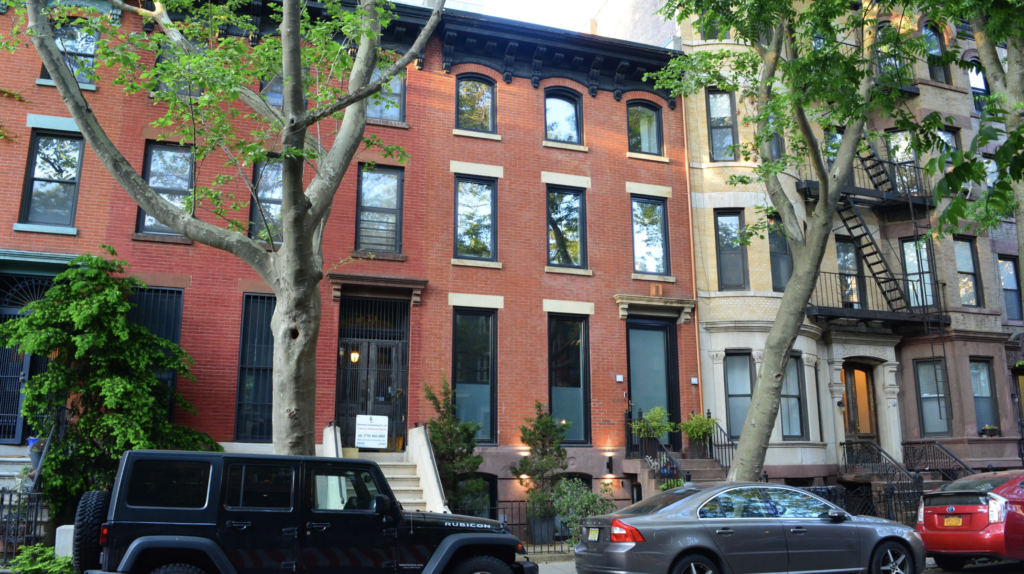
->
[271, 285, 321, 455]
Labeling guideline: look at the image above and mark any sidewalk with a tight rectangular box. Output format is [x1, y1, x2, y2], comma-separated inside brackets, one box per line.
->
[537, 561, 576, 574]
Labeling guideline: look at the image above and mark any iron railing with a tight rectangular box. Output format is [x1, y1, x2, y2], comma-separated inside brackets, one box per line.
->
[623, 411, 683, 489]
[0, 490, 46, 564]
[809, 272, 943, 316]
[841, 441, 919, 485]
[902, 440, 976, 483]
[796, 157, 930, 200]
[708, 420, 736, 474]
[448, 500, 569, 555]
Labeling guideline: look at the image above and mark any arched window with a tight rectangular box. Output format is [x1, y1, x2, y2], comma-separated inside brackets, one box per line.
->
[626, 101, 663, 156]
[923, 25, 950, 84]
[456, 74, 496, 133]
[968, 60, 990, 113]
[544, 88, 583, 144]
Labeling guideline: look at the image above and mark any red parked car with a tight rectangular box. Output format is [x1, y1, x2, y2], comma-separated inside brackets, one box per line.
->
[916, 470, 1024, 571]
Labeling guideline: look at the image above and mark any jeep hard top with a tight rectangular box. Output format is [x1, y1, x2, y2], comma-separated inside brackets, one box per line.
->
[73, 451, 536, 574]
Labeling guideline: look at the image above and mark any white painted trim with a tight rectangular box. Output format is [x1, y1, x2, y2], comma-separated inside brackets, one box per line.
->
[451, 258, 503, 269]
[26, 114, 81, 132]
[541, 171, 591, 188]
[453, 129, 502, 141]
[626, 182, 672, 198]
[542, 299, 595, 315]
[542, 141, 589, 152]
[626, 152, 669, 163]
[13, 223, 78, 236]
[450, 161, 504, 178]
[35, 78, 96, 92]
[448, 293, 504, 309]
[632, 273, 676, 283]
[544, 266, 593, 276]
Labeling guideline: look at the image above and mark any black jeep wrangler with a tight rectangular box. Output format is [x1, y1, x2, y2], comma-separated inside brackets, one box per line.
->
[72, 451, 537, 574]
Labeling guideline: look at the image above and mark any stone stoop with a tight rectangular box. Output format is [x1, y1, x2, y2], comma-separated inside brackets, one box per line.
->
[624, 456, 727, 500]
[0, 446, 33, 490]
[359, 453, 428, 512]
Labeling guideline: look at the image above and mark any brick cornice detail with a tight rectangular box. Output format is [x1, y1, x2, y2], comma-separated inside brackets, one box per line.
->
[328, 273, 428, 305]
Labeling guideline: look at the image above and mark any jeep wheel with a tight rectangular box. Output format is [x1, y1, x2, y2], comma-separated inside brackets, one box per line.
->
[450, 556, 514, 574]
[150, 565, 207, 574]
[73, 490, 110, 574]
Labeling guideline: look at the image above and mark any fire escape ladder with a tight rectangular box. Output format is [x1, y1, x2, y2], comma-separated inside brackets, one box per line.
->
[857, 142, 896, 194]
[837, 197, 909, 312]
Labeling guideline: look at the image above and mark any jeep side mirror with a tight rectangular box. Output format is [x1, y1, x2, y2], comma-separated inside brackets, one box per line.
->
[829, 508, 847, 522]
[374, 494, 392, 516]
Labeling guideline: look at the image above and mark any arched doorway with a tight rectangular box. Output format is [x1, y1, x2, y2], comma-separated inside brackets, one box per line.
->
[841, 363, 877, 442]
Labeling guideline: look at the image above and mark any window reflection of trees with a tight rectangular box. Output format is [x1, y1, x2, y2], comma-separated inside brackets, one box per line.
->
[547, 191, 582, 267]
[632, 200, 666, 273]
[545, 97, 579, 143]
[457, 79, 493, 132]
[456, 180, 494, 258]
[26, 136, 82, 225]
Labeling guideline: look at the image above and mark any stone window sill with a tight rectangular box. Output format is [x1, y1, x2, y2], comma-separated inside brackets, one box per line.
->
[367, 118, 410, 129]
[946, 306, 1002, 315]
[451, 258, 502, 269]
[13, 223, 77, 236]
[632, 273, 675, 283]
[543, 141, 588, 152]
[36, 78, 96, 92]
[545, 266, 593, 276]
[351, 250, 407, 262]
[453, 129, 502, 141]
[627, 152, 669, 163]
[912, 78, 971, 95]
[131, 232, 193, 245]
[1004, 319, 1024, 327]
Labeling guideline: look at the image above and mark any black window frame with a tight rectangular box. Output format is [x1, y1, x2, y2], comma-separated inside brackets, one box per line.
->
[368, 69, 406, 122]
[455, 73, 497, 134]
[248, 159, 283, 245]
[937, 128, 961, 163]
[901, 237, 936, 307]
[155, 41, 205, 99]
[768, 217, 791, 292]
[780, 353, 808, 441]
[453, 175, 498, 262]
[452, 307, 498, 445]
[355, 164, 404, 254]
[20, 129, 86, 228]
[626, 100, 664, 156]
[137, 141, 194, 236]
[998, 255, 1022, 321]
[127, 286, 185, 420]
[548, 313, 591, 445]
[260, 75, 285, 108]
[235, 293, 276, 443]
[714, 208, 748, 290]
[724, 351, 755, 439]
[968, 60, 990, 113]
[631, 195, 671, 276]
[706, 89, 738, 162]
[699, 10, 730, 41]
[968, 357, 1000, 435]
[546, 184, 587, 269]
[836, 236, 866, 309]
[40, 24, 98, 85]
[544, 87, 584, 145]
[923, 24, 950, 85]
[953, 236, 983, 307]
[914, 358, 952, 437]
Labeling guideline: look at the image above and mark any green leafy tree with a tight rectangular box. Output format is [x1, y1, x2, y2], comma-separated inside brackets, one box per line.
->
[509, 401, 568, 517]
[3, 0, 444, 455]
[553, 479, 616, 547]
[0, 247, 220, 513]
[424, 377, 485, 513]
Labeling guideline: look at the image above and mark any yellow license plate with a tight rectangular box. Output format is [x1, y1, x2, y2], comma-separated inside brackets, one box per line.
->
[944, 516, 963, 527]
[588, 528, 600, 542]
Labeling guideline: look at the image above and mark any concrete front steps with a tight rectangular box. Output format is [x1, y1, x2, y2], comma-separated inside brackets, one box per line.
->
[359, 452, 428, 512]
[624, 456, 727, 500]
[0, 446, 33, 490]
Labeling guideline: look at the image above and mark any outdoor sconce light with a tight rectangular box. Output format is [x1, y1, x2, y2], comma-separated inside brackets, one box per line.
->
[350, 349, 360, 363]
[606, 455, 614, 475]
[837, 399, 846, 412]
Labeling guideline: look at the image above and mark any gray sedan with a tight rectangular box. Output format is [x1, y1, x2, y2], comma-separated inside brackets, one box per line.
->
[575, 482, 925, 574]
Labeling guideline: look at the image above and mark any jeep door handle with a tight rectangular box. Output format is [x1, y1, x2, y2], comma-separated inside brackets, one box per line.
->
[226, 521, 251, 530]
[715, 528, 733, 536]
[790, 527, 807, 534]
[307, 522, 331, 532]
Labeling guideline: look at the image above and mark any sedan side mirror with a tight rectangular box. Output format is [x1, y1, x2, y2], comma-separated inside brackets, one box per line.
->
[374, 494, 392, 515]
[828, 508, 847, 522]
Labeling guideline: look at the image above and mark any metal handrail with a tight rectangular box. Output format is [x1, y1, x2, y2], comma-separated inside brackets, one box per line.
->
[31, 406, 69, 493]
[796, 156, 931, 200]
[841, 441, 920, 487]
[709, 421, 736, 474]
[810, 272, 944, 315]
[902, 440, 975, 482]
[624, 412, 683, 488]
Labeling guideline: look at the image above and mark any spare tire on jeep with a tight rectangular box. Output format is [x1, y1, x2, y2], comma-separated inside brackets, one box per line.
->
[73, 490, 110, 574]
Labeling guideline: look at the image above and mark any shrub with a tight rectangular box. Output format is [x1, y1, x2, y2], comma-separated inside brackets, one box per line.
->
[680, 412, 719, 445]
[508, 401, 568, 518]
[11, 545, 74, 574]
[424, 377, 485, 512]
[630, 406, 680, 438]
[553, 479, 616, 547]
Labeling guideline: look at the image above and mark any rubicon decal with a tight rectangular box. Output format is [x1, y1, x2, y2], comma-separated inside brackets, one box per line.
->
[443, 521, 491, 528]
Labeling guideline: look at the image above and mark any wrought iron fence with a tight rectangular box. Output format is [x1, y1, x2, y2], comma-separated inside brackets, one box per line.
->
[0, 489, 46, 564]
[708, 420, 736, 474]
[902, 440, 975, 482]
[843, 484, 921, 526]
[810, 272, 939, 315]
[448, 500, 570, 555]
[623, 412, 684, 489]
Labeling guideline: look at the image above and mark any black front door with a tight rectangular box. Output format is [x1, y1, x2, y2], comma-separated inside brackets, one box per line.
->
[336, 298, 409, 451]
[217, 459, 300, 574]
[626, 319, 681, 450]
[300, 461, 396, 574]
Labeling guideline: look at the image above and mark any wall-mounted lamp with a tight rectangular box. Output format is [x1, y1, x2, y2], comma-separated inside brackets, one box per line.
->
[836, 399, 846, 412]
[519, 474, 530, 480]
[350, 349, 360, 363]
[606, 455, 614, 475]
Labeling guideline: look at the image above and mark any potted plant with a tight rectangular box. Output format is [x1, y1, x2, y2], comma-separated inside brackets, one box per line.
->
[680, 412, 719, 459]
[28, 438, 45, 469]
[980, 425, 999, 437]
[509, 401, 568, 546]
[629, 406, 681, 440]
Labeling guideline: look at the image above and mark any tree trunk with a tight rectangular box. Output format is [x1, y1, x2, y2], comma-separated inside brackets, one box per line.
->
[270, 282, 322, 456]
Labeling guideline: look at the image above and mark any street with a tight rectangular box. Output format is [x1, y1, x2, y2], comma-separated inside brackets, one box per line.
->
[534, 558, 1024, 574]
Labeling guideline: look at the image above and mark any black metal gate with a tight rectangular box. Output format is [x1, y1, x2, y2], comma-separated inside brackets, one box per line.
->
[336, 297, 409, 452]
[0, 274, 55, 445]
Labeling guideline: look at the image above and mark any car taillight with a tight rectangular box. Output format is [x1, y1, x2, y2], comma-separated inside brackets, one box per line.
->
[610, 519, 644, 543]
[99, 525, 108, 546]
[917, 498, 924, 524]
[988, 493, 1008, 524]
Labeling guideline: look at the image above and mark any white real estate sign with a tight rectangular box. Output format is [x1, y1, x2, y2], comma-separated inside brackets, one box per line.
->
[355, 415, 389, 449]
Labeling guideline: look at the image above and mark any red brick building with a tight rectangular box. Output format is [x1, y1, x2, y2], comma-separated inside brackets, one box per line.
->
[0, 3, 697, 504]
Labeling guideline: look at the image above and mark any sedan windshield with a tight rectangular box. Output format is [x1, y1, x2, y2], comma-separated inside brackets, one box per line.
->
[617, 488, 701, 515]
[941, 475, 1016, 493]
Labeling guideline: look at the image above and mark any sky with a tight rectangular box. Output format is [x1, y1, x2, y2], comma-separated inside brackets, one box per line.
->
[475, 0, 608, 32]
